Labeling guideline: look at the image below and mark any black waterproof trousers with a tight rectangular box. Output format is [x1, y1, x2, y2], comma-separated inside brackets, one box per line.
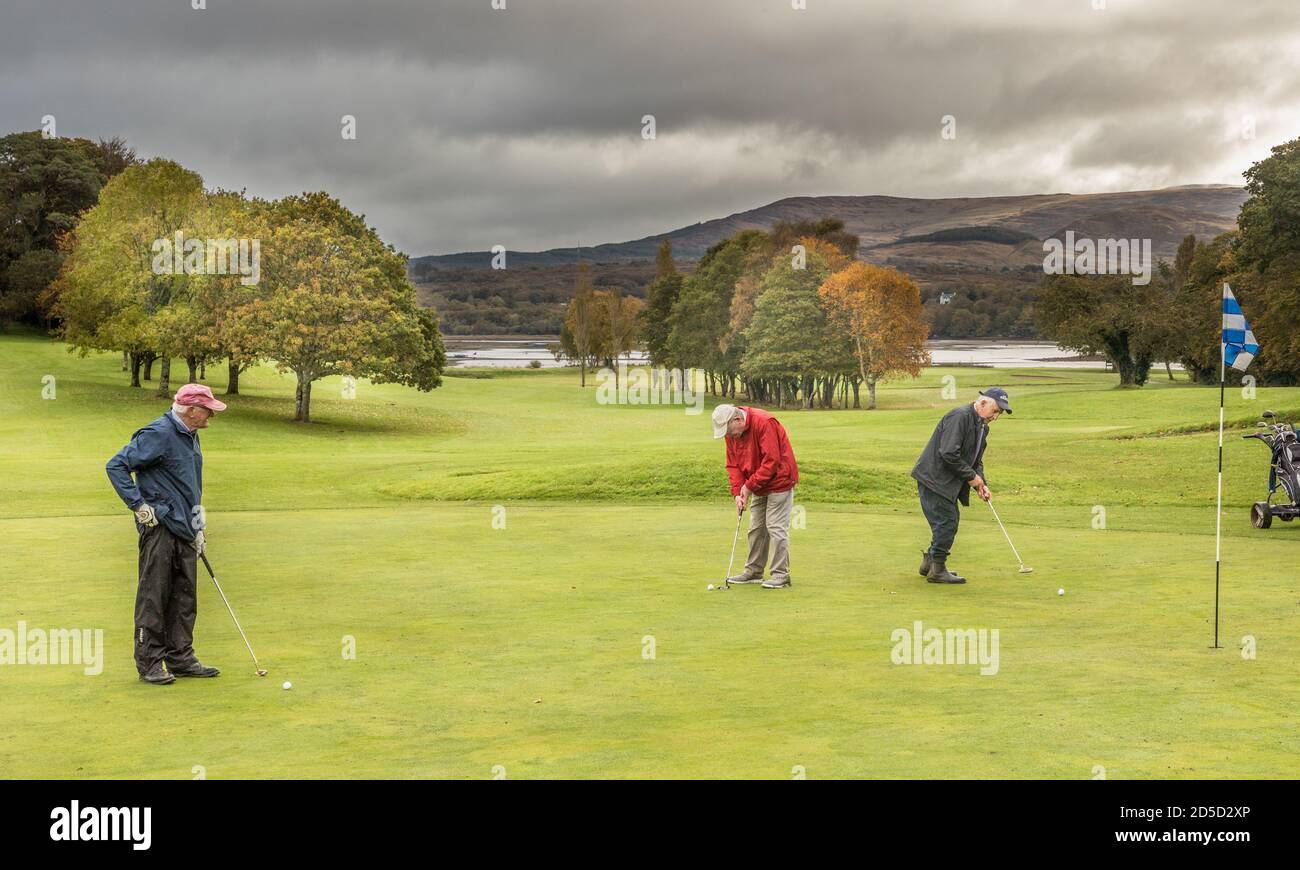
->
[135, 524, 200, 675]
[918, 482, 961, 558]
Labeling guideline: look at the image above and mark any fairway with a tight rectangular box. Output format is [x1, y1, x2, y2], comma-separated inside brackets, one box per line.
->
[2, 332, 1298, 779]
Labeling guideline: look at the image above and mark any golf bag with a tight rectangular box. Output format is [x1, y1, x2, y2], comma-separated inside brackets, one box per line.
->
[1243, 411, 1300, 529]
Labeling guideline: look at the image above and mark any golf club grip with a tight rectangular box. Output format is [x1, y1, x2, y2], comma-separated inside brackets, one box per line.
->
[200, 552, 215, 578]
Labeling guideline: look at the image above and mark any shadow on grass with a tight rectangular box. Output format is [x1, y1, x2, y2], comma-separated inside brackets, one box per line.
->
[83, 375, 466, 438]
[219, 392, 467, 436]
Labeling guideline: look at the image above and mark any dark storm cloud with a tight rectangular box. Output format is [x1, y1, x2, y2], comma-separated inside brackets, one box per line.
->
[2, 0, 1298, 253]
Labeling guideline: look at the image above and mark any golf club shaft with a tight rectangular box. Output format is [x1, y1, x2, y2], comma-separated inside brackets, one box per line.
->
[199, 553, 263, 670]
[986, 499, 1025, 566]
[725, 513, 742, 586]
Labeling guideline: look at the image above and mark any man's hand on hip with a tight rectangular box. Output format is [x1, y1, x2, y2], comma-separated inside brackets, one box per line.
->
[134, 503, 158, 527]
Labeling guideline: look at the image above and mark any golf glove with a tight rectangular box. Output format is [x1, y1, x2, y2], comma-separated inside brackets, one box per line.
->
[191, 530, 206, 555]
[134, 503, 159, 528]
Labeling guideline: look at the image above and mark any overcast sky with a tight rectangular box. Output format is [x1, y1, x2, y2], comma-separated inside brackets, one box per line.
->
[4, 0, 1298, 255]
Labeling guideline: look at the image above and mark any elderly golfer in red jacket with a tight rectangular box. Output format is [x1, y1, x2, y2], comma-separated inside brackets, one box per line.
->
[712, 403, 799, 588]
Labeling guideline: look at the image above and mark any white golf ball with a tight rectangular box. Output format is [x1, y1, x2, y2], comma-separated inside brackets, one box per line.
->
[707, 584, 715, 591]
[1057, 588, 1065, 596]
[282, 681, 292, 690]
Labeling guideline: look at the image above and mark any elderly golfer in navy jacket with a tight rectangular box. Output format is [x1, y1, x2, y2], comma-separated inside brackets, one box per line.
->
[911, 387, 1012, 585]
[107, 383, 226, 684]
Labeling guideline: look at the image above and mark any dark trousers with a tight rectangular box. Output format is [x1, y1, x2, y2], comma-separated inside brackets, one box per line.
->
[918, 482, 961, 558]
[135, 524, 199, 675]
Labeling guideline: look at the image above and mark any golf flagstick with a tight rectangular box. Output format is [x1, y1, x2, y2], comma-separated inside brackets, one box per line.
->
[1214, 336, 1225, 649]
[1215, 283, 1260, 649]
[199, 553, 269, 676]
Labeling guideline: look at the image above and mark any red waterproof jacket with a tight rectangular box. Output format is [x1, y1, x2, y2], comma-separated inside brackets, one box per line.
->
[724, 407, 799, 496]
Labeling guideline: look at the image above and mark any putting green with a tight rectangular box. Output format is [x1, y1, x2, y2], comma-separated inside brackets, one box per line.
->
[2, 332, 1297, 778]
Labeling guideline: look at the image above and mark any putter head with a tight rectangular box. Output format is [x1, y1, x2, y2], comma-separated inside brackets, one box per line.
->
[255, 668, 268, 676]
[1018, 566, 1034, 574]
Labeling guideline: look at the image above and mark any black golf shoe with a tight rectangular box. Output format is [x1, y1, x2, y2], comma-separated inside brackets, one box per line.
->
[139, 662, 176, 685]
[919, 550, 933, 577]
[170, 661, 220, 678]
[926, 557, 966, 585]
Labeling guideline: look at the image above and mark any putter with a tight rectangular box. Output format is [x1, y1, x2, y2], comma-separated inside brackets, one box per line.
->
[985, 498, 1033, 574]
[199, 553, 269, 675]
[714, 513, 743, 590]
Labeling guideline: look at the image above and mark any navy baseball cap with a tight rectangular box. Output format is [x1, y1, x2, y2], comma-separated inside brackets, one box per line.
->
[980, 387, 1012, 414]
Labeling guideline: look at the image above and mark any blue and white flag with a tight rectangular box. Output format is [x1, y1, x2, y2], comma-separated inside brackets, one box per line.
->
[1222, 283, 1259, 372]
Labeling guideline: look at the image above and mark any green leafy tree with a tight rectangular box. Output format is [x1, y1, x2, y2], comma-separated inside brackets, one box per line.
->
[727, 224, 857, 396]
[1143, 261, 1185, 381]
[642, 240, 683, 367]
[1233, 138, 1300, 384]
[667, 231, 765, 394]
[1174, 233, 1238, 384]
[740, 248, 835, 407]
[0, 132, 105, 326]
[1236, 137, 1300, 273]
[186, 189, 269, 394]
[243, 192, 444, 421]
[52, 158, 206, 395]
[1036, 273, 1164, 387]
[2, 249, 62, 325]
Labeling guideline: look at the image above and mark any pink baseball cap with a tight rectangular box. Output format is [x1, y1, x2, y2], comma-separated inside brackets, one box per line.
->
[174, 383, 227, 412]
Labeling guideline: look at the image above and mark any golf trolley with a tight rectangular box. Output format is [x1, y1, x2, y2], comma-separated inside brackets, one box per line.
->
[1242, 410, 1300, 529]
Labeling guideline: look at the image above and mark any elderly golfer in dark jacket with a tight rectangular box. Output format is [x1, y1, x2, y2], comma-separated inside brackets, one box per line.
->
[911, 387, 1012, 584]
[713, 403, 799, 588]
[107, 384, 226, 684]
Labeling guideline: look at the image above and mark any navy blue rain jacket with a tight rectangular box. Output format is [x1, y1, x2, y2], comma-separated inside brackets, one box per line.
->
[106, 411, 204, 541]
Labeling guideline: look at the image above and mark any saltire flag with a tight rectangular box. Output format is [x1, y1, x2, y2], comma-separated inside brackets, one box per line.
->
[1222, 284, 1259, 372]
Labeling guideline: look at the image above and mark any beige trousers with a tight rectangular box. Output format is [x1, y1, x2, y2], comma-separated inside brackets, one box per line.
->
[744, 487, 794, 582]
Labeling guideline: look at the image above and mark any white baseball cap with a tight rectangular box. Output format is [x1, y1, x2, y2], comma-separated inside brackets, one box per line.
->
[712, 404, 739, 439]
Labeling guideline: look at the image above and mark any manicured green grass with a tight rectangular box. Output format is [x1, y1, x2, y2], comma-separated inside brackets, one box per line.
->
[2, 332, 1298, 778]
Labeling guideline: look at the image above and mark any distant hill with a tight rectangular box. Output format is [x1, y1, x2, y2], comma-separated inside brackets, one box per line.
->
[413, 185, 1244, 268]
[411, 185, 1246, 336]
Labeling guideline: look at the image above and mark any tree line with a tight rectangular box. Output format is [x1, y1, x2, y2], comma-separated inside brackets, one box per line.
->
[1, 132, 445, 421]
[557, 218, 930, 409]
[552, 261, 645, 387]
[1036, 137, 1300, 387]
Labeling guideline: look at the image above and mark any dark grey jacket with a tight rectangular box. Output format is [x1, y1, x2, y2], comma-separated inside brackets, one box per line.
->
[911, 403, 988, 506]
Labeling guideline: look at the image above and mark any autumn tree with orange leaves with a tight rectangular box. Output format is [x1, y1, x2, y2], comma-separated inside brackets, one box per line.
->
[819, 262, 930, 409]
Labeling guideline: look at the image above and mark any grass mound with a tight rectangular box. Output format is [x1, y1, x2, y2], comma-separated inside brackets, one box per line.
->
[383, 457, 916, 503]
